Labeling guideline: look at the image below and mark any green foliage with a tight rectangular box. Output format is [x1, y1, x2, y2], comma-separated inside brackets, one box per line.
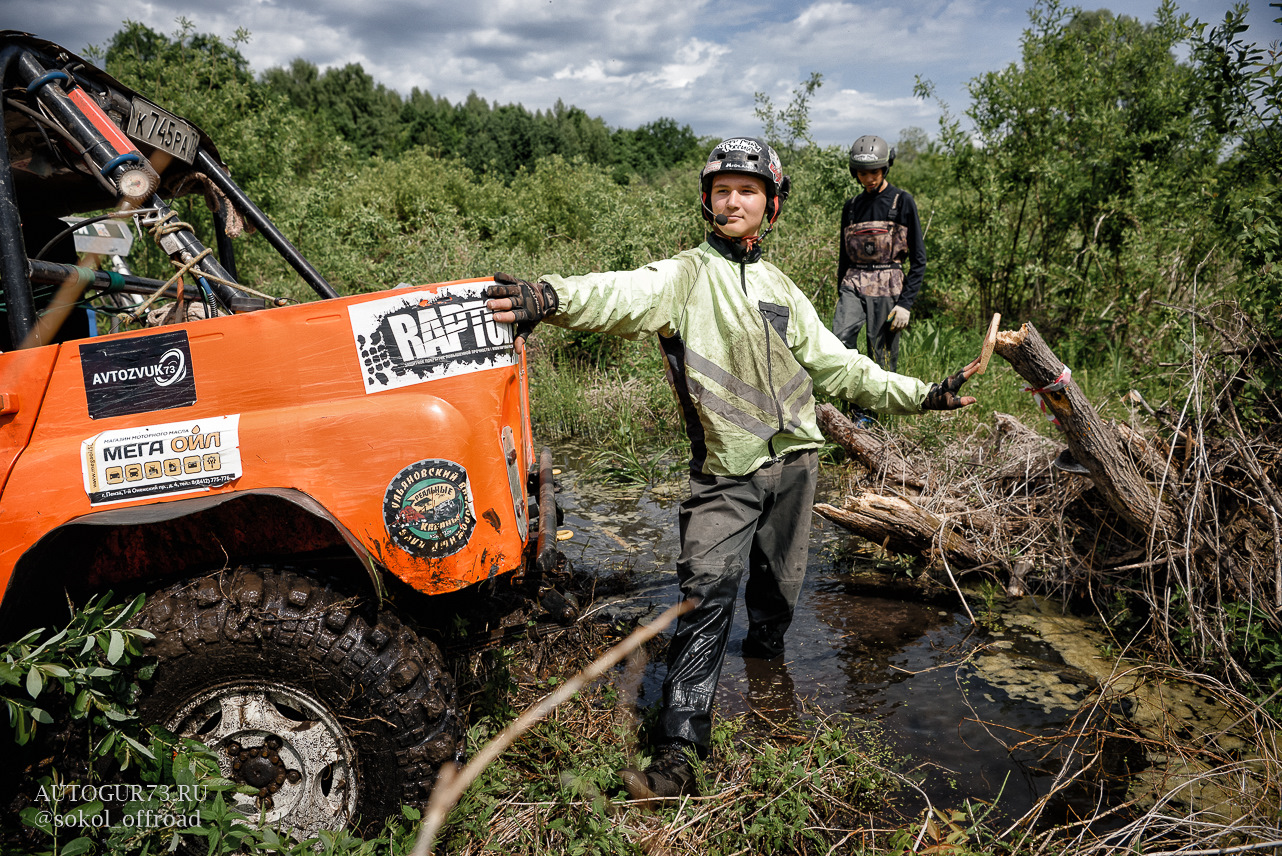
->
[917, 0, 1228, 358]
[433, 689, 902, 855]
[0, 594, 153, 754]
[754, 72, 825, 153]
[1190, 3, 1282, 336]
[262, 59, 402, 159]
[526, 335, 683, 453]
[260, 60, 704, 181]
[1222, 600, 1282, 717]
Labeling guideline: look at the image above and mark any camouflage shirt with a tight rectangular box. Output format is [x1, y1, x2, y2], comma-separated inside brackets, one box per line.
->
[837, 183, 926, 310]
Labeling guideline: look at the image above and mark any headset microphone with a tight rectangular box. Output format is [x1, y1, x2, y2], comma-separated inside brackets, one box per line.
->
[715, 214, 728, 226]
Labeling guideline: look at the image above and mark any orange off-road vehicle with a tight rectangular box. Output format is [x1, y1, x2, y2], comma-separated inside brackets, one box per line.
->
[0, 32, 557, 837]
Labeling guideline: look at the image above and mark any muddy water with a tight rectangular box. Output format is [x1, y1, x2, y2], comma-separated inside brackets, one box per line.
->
[551, 445, 1112, 823]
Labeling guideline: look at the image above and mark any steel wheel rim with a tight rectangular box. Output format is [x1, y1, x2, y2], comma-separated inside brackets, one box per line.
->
[166, 681, 359, 838]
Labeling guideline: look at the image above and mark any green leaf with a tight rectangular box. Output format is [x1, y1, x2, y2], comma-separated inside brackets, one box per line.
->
[20, 805, 52, 833]
[31, 706, 53, 724]
[29, 627, 68, 658]
[73, 689, 92, 715]
[60, 836, 94, 856]
[25, 665, 43, 699]
[122, 733, 157, 759]
[203, 777, 237, 790]
[107, 630, 125, 664]
[63, 800, 104, 823]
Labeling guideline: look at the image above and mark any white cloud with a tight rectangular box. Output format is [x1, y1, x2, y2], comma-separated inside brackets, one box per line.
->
[0, 0, 1276, 146]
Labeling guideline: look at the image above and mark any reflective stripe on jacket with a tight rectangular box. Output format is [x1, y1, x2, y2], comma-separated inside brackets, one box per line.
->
[542, 235, 930, 476]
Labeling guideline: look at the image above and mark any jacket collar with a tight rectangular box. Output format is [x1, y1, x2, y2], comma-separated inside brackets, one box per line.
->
[707, 231, 762, 264]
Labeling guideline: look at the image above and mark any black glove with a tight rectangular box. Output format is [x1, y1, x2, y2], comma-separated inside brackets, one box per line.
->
[485, 272, 559, 338]
[922, 368, 971, 411]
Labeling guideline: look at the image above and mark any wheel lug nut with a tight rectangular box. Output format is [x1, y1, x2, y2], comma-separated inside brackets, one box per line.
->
[225, 742, 241, 755]
[287, 770, 302, 784]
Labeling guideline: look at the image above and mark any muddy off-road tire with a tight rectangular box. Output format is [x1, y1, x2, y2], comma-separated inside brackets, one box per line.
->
[134, 567, 459, 839]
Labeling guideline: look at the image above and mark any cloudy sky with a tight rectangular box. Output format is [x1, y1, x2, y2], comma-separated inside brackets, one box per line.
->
[1, 0, 1276, 147]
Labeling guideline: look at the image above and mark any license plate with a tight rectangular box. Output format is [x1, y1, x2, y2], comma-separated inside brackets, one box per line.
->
[127, 97, 199, 164]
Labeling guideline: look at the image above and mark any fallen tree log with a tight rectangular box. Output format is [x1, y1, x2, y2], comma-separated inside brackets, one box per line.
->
[813, 492, 991, 566]
[993, 322, 1179, 542]
[813, 321, 1180, 577]
[815, 403, 924, 490]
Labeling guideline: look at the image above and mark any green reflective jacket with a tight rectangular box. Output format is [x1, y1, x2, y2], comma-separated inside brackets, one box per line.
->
[542, 235, 930, 476]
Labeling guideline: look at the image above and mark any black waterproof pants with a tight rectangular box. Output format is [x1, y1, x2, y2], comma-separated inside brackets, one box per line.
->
[832, 286, 900, 371]
[657, 449, 818, 757]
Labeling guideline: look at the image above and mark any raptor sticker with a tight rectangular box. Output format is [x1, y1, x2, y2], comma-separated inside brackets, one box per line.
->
[80, 330, 196, 419]
[348, 284, 514, 394]
[81, 415, 242, 506]
[383, 459, 476, 558]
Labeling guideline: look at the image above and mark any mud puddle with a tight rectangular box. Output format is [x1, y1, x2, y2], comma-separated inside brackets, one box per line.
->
[550, 444, 1122, 824]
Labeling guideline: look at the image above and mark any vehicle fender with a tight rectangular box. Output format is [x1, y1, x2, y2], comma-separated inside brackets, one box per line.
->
[0, 345, 58, 496]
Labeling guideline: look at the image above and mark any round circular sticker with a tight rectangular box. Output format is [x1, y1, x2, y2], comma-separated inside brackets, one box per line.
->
[383, 459, 475, 558]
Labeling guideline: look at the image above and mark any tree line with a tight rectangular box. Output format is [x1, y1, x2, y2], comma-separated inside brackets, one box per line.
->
[96, 21, 703, 183]
[259, 57, 705, 181]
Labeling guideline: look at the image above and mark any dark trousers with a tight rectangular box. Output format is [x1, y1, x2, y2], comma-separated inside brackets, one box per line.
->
[657, 449, 818, 756]
[832, 286, 900, 371]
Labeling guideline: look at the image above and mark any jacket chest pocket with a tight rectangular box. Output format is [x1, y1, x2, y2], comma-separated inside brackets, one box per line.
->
[758, 301, 790, 343]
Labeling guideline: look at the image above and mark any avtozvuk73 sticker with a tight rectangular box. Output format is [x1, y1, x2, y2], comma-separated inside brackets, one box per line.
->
[383, 459, 476, 558]
[347, 284, 514, 394]
[79, 329, 197, 419]
[81, 415, 242, 506]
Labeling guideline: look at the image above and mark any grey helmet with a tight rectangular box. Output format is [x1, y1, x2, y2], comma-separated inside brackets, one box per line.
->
[848, 134, 895, 176]
[700, 136, 791, 228]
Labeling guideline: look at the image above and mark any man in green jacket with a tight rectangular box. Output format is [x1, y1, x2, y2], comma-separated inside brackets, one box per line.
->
[485, 136, 978, 801]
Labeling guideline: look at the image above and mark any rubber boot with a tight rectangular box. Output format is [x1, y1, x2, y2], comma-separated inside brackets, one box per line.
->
[618, 742, 699, 805]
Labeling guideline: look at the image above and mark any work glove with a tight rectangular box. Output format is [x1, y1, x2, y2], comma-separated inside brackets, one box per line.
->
[888, 305, 911, 332]
[922, 366, 975, 411]
[484, 272, 559, 339]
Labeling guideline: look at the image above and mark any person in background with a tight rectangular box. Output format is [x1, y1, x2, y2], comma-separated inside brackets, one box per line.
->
[832, 134, 926, 373]
[485, 136, 978, 801]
